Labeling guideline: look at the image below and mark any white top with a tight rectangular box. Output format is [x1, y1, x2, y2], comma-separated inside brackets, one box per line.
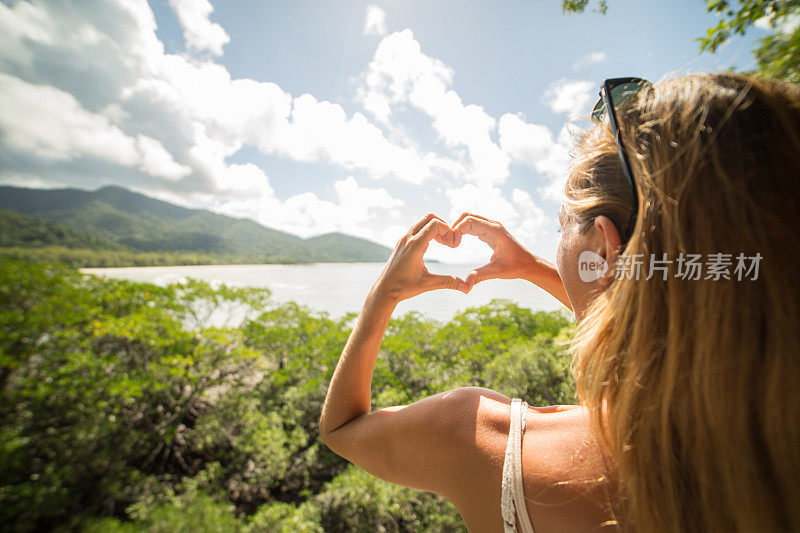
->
[501, 398, 536, 533]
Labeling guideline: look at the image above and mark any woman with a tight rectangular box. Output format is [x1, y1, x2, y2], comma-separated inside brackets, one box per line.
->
[318, 73, 800, 531]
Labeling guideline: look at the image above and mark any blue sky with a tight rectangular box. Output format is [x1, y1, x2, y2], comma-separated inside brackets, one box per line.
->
[0, 0, 765, 262]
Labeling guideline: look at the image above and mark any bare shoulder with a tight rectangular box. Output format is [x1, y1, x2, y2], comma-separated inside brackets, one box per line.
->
[444, 387, 619, 532]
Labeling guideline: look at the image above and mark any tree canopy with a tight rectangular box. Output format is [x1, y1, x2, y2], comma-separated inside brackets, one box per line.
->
[562, 0, 800, 82]
[0, 258, 576, 531]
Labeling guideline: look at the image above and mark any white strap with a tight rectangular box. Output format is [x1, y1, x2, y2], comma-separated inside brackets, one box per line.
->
[513, 399, 535, 533]
[501, 400, 518, 532]
[501, 397, 516, 531]
[501, 399, 535, 533]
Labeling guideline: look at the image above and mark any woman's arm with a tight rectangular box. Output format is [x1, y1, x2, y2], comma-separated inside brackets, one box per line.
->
[522, 256, 572, 311]
[319, 213, 467, 437]
[319, 214, 476, 495]
[451, 212, 573, 310]
[317, 289, 395, 439]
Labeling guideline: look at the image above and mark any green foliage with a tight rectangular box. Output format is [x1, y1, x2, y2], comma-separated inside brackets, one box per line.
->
[249, 500, 323, 532]
[753, 23, 800, 81]
[699, 0, 800, 83]
[0, 258, 577, 531]
[561, 0, 608, 15]
[310, 466, 465, 532]
[85, 492, 248, 533]
[562, 0, 800, 83]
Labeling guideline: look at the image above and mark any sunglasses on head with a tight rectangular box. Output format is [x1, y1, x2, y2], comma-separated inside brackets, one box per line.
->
[590, 77, 651, 243]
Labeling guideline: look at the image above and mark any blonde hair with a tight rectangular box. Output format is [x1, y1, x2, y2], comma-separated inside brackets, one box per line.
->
[566, 73, 800, 531]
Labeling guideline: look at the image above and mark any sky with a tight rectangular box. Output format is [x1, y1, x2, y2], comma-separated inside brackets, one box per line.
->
[0, 0, 767, 263]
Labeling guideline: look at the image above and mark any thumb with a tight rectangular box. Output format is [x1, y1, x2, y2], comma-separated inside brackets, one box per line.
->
[465, 263, 502, 290]
[425, 273, 469, 294]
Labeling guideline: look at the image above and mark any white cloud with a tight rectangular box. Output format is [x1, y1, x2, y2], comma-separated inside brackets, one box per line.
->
[0, 72, 135, 163]
[543, 78, 595, 118]
[168, 0, 230, 56]
[359, 30, 510, 185]
[364, 5, 388, 37]
[572, 51, 607, 69]
[118, 36, 435, 184]
[510, 187, 552, 255]
[497, 112, 572, 202]
[0, 2, 56, 66]
[212, 176, 403, 240]
[185, 126, 273, 197]
[446, 183, 517, 223]
[135, 135, 192, 180]
[534, 147, 571, 201]
[361, 30, 454, 115]
[511, 188, 548, 239]
[360, 91, 392, 124]
[498, 113, 554, 165]
[275, 94, 432, 183]
[0, 72, 188, 181]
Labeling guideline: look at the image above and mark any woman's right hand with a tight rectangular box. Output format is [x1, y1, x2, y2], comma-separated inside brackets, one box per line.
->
[451, 213, 541, 290]
[452, 213, 571, 312]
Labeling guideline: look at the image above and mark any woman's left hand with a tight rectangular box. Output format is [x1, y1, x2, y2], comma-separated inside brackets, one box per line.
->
[371, 213, 469, 305]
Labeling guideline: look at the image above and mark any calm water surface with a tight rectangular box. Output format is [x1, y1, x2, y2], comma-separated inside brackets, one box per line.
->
[82, 262, 566, 322]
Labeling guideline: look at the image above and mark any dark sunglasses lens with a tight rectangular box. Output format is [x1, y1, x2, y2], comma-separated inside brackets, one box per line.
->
[609, 81, 646, 111]
[591, 79, 649, 123]
[591, 98, 606, 122]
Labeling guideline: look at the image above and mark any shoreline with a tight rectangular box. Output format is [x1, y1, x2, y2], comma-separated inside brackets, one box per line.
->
[80, 262, 566, 323]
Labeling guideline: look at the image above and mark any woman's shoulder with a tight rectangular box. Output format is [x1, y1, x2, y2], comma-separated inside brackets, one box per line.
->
[444, 386, 588, 448]
[445, 387, 619, 532]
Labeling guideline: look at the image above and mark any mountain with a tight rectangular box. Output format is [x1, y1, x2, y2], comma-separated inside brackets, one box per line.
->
[0, 185, 392, 263]
[304, 233, 395, 263]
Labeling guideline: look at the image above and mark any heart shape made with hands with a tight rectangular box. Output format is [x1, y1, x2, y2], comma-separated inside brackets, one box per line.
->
[450, 212, 532, 291]
[393, 212, 529, 299]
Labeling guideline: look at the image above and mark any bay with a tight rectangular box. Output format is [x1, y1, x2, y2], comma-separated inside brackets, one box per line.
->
[82, 262, 567, 322]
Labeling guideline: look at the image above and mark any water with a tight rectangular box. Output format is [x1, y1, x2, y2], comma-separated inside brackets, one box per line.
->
[82, 262, 566, 322]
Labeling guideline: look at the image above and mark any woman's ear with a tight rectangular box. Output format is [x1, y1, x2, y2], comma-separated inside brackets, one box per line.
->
[593, 215, 621, 287]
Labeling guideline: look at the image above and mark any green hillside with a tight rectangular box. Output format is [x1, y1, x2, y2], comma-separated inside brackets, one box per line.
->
[0, 185, 392, 264]
[0, 209, 120, 250]
[305, 232, 397, 262]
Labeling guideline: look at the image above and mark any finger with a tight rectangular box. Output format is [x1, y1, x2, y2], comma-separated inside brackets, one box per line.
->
[465, 262, 504, 290]
[452, 211, 494, 227]
[451, 213, 496, 245]
[409, 213, 445, 237]
[452, 216, 501, 248]
[425, 273, 469, 294]
[413, 218, 455, 249]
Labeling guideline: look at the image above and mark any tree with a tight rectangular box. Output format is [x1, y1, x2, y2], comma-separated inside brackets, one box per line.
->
[561, 0, 800, 83]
